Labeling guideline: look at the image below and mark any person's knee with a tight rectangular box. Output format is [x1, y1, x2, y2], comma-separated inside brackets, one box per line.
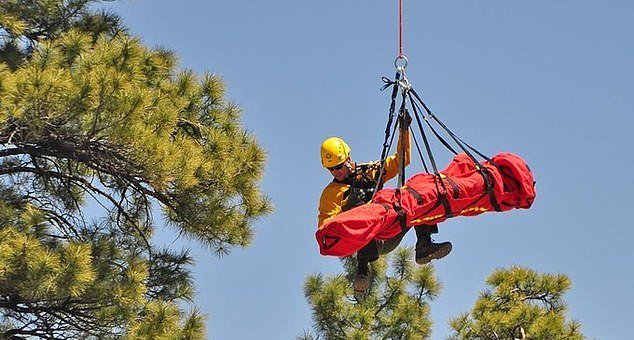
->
[358, 240, 380, 262]
[380, 233, 406, 255]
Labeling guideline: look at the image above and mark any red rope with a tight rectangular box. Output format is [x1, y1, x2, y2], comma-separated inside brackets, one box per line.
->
[398, 0, 404, 57]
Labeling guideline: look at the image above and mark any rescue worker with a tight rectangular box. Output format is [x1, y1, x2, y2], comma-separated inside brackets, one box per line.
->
[318, 120, 452, 295]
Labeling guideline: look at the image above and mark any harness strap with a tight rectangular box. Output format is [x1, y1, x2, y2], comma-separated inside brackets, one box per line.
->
[408, 93, 458, 155]
[394, 205, 408, 233]
[482, 169, 502, 212]
[378, 200, 409, 233]
[374, 72, 403, 195]
[405, 184, 452, 218]
[439, 193, 453, 218]
[379, 203, 392, 212]
[410, 88, 489, 166]
[393, 188, 408, 232]
[403, 186, 424, 205]
[443, 176, 461, 199]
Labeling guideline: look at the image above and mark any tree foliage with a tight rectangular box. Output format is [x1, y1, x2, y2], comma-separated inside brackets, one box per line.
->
[1, 0, 272, 338]
[300, 248, 441, 340]
[449, 266, 585, 340]
[1, 0, 126, 70]
[302, 258, 587, 340]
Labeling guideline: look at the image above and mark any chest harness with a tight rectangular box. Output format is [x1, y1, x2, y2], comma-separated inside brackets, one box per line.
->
[334, 163, 382, 212]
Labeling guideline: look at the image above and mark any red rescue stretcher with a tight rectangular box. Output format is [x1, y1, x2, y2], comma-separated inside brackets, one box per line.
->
[316, 152, 536, 257]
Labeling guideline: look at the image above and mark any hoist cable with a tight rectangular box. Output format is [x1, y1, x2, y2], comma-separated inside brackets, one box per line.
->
[398, 0, 404, 58]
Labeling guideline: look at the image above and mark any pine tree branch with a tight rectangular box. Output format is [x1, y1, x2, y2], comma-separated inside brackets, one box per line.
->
[0, 165, 153, 253]
[1, 142, 207, 242]
[1, 295, 118, 338]
[374, 280, 399, 318]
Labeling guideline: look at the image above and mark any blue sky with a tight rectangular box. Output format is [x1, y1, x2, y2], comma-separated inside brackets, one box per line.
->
[103, 1, 633, 338]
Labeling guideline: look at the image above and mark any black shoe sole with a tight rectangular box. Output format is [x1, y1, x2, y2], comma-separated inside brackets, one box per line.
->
[415, 243, 452, 265]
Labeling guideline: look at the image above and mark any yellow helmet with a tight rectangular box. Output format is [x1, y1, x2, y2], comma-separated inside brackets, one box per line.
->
[320, 137, 351, 168]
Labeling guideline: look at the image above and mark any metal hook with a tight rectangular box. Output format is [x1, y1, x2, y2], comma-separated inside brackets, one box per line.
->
[397, 73, 411, 91]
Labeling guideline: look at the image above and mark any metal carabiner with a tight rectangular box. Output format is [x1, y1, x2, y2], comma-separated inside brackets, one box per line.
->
[397, 72, 411, 91]
[394, 56, 411, 91]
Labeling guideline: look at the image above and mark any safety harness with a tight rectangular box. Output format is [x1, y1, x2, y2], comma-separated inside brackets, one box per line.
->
[335, 163, 383, 212]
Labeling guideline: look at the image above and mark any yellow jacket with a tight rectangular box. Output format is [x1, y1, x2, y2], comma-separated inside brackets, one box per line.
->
[317, 131, 410, 228]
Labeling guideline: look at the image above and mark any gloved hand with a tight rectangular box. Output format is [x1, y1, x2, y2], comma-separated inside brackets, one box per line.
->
[399, 109, 412, 129]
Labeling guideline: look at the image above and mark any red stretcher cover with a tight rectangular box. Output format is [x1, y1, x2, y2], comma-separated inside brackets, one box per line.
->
[316, 152, 536, 257]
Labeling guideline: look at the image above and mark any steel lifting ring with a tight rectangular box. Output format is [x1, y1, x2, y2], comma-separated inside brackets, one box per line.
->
[394, 55, 409, 69]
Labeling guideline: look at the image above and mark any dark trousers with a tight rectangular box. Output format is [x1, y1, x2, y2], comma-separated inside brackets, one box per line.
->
[357, 224, 438, 264]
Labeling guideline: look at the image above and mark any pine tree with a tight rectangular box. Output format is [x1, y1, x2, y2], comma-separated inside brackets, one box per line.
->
[300, 248, 441, 340]
[449, 266, 585, 340]
[1, 0, 125, 70]
[1, 1, 272, 338]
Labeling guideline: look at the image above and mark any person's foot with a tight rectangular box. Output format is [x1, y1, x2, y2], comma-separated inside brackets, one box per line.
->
[415, 241, 452, 265]
[353, 272, 370, 297]
[353, 259, 370, 298]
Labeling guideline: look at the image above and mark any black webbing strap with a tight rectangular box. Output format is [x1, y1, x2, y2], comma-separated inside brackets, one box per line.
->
[397, 105, 408, 187]
[371, 201, 410, 233]
[408, 87, 500, 214]
[482, 169, 502, 212]
[396, 77, 410, 189]
[394, 206, 408, 233]
[443, 176, 461, 199]
[408, 92, 458, 155]
[409, 126, 430, 173]
[380, 73, 402, 160]
[439, 194, 453, 218]
[374, 72, 402, 195]
[408, 88, 452, 211]
[409, 88, 498, 209]
[379, 202, 392, 212]
[409, 91, 442, 176]
[410, 88, 484, 166]
[403, 186, 424, 205]
[457, 135, 493, 162]
[405, 180, 454, 219]
[377, 185, 454, 229]
[404, 184, 452, 217]
[373, 119, 399, 196]
[393, 188, 408, 232]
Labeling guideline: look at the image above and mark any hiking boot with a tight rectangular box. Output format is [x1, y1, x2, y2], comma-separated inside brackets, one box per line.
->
[353, 258, 370, 297]
[414, 224, 452, 265]
[415, 241, 452, 265]
[353, 273, 370, 297]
